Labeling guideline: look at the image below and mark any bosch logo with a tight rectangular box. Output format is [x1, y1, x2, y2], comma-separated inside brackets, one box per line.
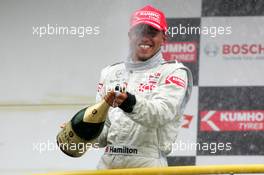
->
[223, 44, 264, 55]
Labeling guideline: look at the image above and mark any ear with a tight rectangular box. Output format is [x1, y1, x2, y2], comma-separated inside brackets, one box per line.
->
[162, 32, 167, 43]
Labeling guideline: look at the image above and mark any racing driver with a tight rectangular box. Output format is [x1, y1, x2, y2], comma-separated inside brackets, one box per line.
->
[95, 5, 193, 169]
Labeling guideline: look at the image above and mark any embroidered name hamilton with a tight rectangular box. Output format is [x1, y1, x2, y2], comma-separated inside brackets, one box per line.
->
[106, 146, 138, 155]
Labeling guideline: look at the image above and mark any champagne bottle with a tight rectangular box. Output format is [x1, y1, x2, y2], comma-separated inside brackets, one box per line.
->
[56, 99, 110, 157]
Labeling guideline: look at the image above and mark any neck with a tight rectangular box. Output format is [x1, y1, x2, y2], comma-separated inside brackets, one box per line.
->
[131, 49, 161, 63]
[125, 49, 162, 71]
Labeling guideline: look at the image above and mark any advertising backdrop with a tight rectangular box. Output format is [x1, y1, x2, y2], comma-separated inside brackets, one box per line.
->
[0, 0, 263, 174]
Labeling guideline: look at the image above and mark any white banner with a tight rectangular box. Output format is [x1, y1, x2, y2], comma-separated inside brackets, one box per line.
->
[200, 17, 264, 86]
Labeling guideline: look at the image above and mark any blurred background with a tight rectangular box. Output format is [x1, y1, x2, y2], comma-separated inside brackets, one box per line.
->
[0, 0, 264, 174]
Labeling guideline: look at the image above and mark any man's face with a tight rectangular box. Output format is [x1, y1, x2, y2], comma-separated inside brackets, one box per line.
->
[128, 24, 166, 62]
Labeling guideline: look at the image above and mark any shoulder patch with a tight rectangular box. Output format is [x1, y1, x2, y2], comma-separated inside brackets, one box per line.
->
[110, 61, 124, 67]
[161, 60, 177, 65]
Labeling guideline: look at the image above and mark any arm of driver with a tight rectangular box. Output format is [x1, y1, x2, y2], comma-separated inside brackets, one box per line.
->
[126, 69, 188, 128]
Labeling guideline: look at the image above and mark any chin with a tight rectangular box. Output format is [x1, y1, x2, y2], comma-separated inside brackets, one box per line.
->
[137, 55, 152, 61]
[136, 51, 154, 60]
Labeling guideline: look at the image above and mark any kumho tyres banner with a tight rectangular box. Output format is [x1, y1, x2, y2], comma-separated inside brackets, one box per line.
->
[200, 110, 264, 131]
[198, 87, 264, 155]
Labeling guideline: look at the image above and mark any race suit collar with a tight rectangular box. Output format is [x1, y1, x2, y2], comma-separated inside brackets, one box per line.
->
[125, 50, 163, 71]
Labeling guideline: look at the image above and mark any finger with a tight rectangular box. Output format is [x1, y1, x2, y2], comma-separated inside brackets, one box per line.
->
[104, 91, 116, 105]
[106, 91, 115, 99]
[104, 97, 114, 106]
[115, 93, 128, 106]
[114, 98, 125, 106]
[115, 91, 121, 96]
[113, 102, 118, 108]
[116, 92, 128, 101]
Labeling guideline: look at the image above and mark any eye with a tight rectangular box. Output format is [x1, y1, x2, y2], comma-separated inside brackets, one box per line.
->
[130, 25, 161, 37]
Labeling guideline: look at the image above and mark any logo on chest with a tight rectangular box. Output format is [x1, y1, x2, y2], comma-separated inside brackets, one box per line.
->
[138, 72, 161, 92]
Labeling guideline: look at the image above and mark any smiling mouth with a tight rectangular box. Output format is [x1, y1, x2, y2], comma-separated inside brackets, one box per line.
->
[138, 44, 152, 49]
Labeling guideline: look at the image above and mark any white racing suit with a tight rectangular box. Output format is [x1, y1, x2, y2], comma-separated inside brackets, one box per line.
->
[95, 50, 193, 169]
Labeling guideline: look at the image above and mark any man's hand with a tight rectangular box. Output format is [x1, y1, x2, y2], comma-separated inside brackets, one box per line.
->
[104, 91, 115, 106]
[59, 90, 130, 130]
[104, 91, 128, 108]
[104, 90, 136, 112]
[113, 92, 128, 107]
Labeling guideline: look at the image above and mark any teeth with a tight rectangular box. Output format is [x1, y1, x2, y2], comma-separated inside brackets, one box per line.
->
[139, 44, 150, 49]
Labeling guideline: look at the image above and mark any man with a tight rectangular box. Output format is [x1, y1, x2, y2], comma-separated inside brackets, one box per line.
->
[95, 5, 193, 169]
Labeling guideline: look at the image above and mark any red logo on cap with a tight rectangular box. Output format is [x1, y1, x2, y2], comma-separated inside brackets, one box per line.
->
[130, 5, 167, 31]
